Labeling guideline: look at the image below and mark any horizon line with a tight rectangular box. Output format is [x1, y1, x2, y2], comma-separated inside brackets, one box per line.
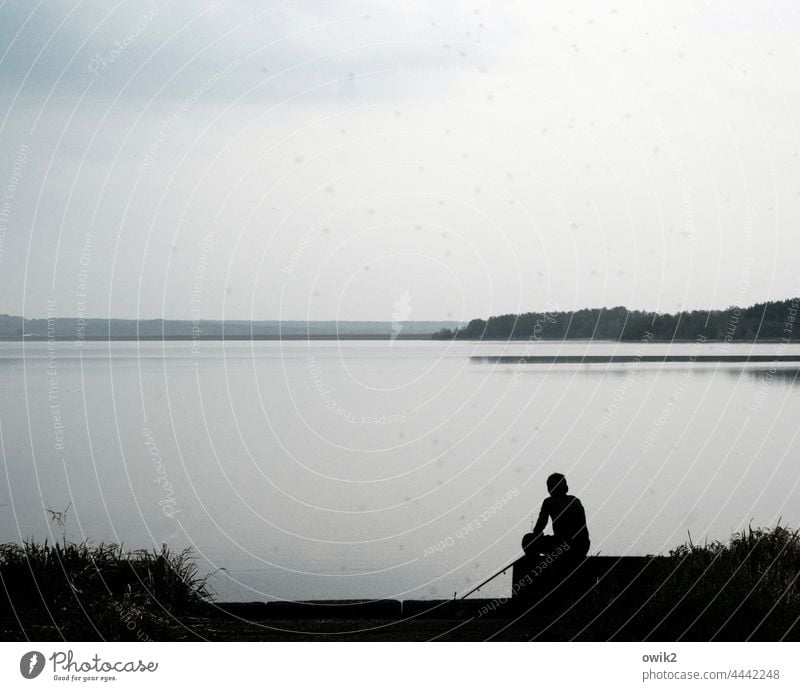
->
[2, 296, 797, 323]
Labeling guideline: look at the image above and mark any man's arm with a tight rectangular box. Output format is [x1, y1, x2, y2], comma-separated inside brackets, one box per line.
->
[531, 498, 550, 536]
[574, 499, 589, 539]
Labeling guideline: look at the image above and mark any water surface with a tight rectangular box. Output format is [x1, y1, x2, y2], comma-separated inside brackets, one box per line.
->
[1, 339, 798, 601]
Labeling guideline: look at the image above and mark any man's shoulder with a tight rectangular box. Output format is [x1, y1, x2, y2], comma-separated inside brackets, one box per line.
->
[554, 495, 584, 509]
[545, 494, 584, 511]
[567, 495, 586, 511]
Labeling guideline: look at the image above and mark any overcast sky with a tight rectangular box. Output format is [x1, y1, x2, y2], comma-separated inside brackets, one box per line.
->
[1, 1, 799, 321]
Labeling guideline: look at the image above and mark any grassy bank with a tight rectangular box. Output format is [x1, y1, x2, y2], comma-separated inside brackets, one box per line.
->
[1, 526, 799, 641]
[653, 525, 800, 640]
[0, 540, 212, 640]
[586, 526, 800, 641]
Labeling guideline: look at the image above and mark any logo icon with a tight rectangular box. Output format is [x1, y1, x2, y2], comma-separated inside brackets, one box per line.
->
[390, 290, 413, 343]
[20, 651, 45, 679]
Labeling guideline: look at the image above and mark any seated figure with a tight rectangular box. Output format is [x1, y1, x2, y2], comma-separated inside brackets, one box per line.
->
[521, 473, 590, 559]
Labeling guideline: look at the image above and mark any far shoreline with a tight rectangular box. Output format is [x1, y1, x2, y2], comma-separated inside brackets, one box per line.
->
[0, 335, 797, 343]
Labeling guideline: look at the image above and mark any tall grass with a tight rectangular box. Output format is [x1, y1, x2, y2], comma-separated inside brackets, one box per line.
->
[0, 539, 213, 640]
[621, 526, 800, 640]
[3, 526, 798, 641]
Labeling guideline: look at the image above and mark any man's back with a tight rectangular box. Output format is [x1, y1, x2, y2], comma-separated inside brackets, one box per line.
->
[543, 494, 590, 554]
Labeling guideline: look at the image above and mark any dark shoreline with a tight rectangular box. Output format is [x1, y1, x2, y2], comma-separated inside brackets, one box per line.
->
[473, 354, 800, 364]
[0, 334, 437, 342]
[3, 529, 798, 641]
[1, 336, 796, 343]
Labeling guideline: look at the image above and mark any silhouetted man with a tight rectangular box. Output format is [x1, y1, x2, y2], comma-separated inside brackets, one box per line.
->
[522, 473, 590, 558]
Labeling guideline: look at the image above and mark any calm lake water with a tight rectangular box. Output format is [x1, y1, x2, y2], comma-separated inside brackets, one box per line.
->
[1, 339, 799, 601]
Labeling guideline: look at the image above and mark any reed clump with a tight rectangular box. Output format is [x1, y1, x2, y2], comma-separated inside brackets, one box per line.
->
[631, 526, 800, 640]
[0, 539, 212, 640]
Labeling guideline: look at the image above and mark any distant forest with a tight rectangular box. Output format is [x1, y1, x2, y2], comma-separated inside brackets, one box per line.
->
[432, 298, 799, 342]
[0, 316, 460, 340]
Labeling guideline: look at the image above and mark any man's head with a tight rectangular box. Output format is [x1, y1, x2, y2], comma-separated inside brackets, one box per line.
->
[546, 473, 568, 496]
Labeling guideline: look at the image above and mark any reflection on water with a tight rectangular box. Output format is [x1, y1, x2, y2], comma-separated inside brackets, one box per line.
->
[736, 367, 800, 384]
[1, 340, 799, 601]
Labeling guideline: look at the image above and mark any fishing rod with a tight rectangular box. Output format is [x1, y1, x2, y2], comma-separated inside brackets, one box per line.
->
[458, 556, 522, 600]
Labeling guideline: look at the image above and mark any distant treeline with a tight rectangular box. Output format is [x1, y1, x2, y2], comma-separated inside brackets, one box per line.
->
[0, 315, 460, 340]
[432, 298, 799, 342]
